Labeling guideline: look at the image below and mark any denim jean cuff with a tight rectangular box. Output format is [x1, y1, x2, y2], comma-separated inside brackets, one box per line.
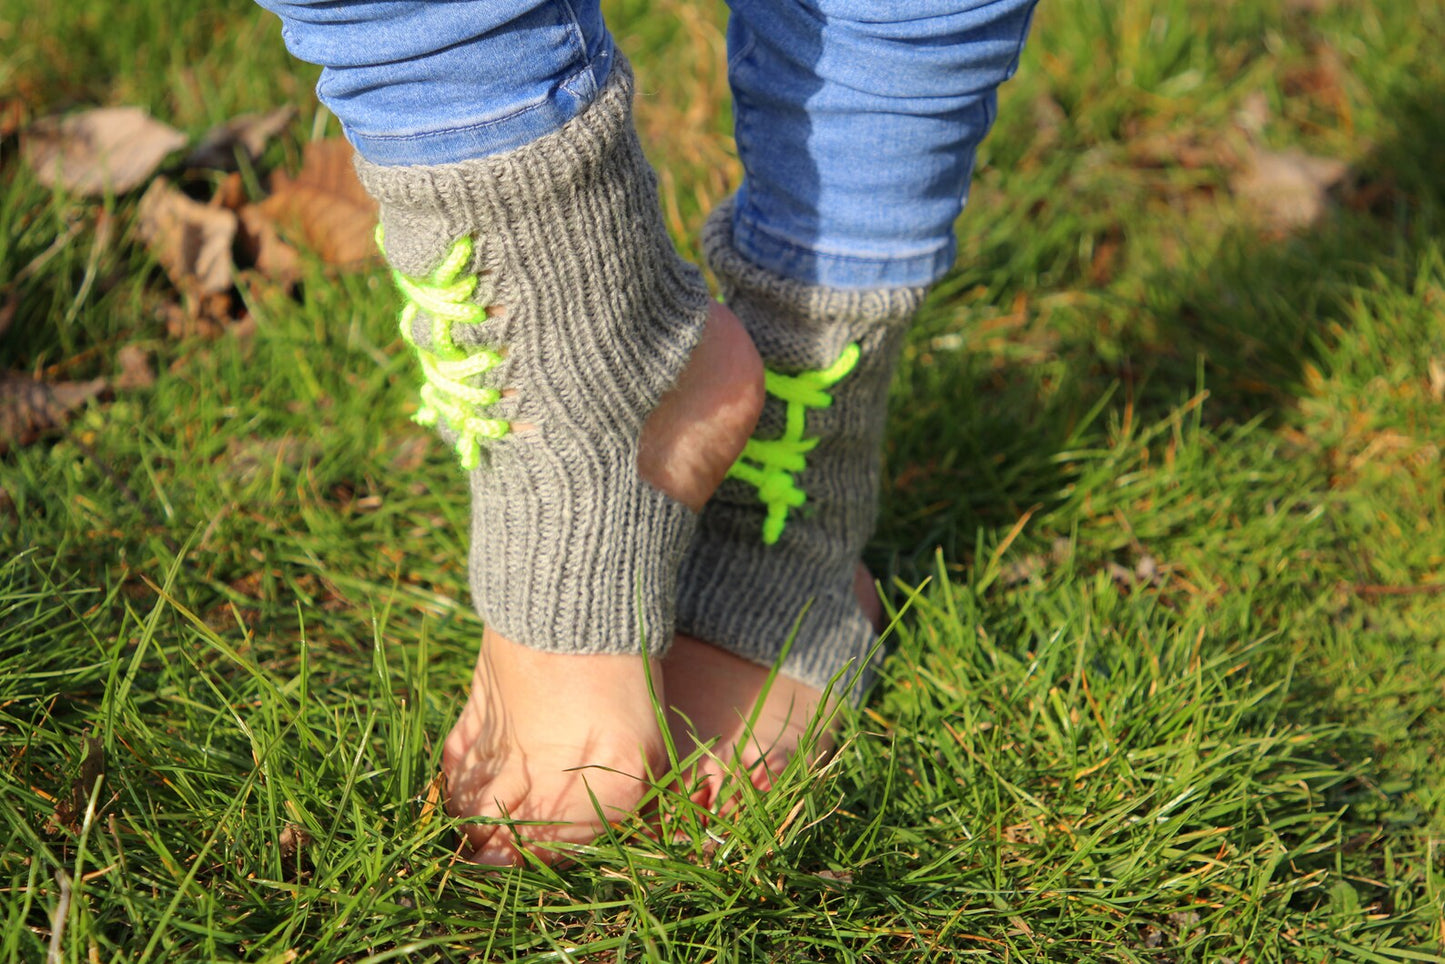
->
[731, 200, 958, 290]
[346, 37, 617, 167]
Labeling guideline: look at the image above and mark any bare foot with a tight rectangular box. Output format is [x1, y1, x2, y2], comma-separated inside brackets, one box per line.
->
[443, 302, 764, 864]
[664, 564, 883, 809]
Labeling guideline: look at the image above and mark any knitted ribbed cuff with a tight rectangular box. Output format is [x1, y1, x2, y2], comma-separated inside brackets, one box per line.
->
[356, 59, 708, 656]
[676, 200, 927, 700]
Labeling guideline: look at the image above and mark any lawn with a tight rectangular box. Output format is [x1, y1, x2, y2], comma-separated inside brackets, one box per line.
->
[2, 0, 1443, 960]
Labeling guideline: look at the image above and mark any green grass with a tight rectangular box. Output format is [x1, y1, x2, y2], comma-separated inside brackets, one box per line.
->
[3, 0, 1444, 960]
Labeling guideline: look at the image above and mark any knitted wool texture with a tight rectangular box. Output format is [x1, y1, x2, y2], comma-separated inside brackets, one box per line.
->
[675, 200, 927, 699]
[356, 60, 708, 656]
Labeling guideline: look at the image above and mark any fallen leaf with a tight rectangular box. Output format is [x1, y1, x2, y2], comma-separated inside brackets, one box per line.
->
[1126, 127, 1239, 172]
[0, 289, 17, 340]
[0, 373, 107, 455]
[258, 138, 378, 266]
[161, 298, 230, 341]
[1166, 910, 1204, 941]
[136, 177, 237, 296]
[278, 823, 311, 859]
[23, 107, 186, 196]
[1089, 232, 1122, 285]
[1429, 358, 1445, 403]
[237, 204, 301, 287]
[225, 434, 323, 485]
[1230, 147, 1348, 232]
[1029, 93, 1066, 151]
[1000, 553, 1048, 587]
[417, 772, 445, 830]
[389, 434, 431, 472]
[212, 171, 247, 212]
[69, 736, 107, 824]
[186, 106, 296, 170]
[227, 312, 259, 342]
[1050, 538, 1074, 566]
[1235, 90, 1271, 135]
[0, 99, 23, 140]
[115, 345, 155, 391]
[1282, 43, 1349, 121]
[1106, 561, 1137, 587]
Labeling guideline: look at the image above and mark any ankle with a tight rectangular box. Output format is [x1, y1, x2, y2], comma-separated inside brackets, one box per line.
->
[638, 301, 764, 512]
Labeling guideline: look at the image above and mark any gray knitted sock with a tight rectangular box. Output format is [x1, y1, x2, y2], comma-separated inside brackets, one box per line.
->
[675, 201, 927, 700]
[355, 60, 709, 656]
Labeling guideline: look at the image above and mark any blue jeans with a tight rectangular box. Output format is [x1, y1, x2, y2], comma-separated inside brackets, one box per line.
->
[257, 0, 1036, 288]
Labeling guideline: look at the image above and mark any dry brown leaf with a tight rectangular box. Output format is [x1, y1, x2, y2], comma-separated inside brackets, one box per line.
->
[0, 99, 23, 140]
[0, 289, 17, 340]
[136, 177, 237, 296]
[1126, 127, 1239, 172]
[278, 823, 311, 859]
[0, 373, 107, 455]
[212, 171, 247, 212]
[161, 293, 235, 340]
[115, 345, 155, 391]
[1028, 94, 1066, 152]
[225, 434, 323, 485]
[1230, 147, 1348, 232]
[228, 312, 259, 342]
[1000, 553, 1048, 588]
[258, 138, 378, 267]
[48, 736, 107, 836]
[186, 106, 297, 170]
[1235, 90, 1271, 136]
[1282, 44, 1350, 121]
[417, 771, 445, 830]
[23, 107, 186, 196]
[237, 203, 301, 287]
[389, 434, 431, 473]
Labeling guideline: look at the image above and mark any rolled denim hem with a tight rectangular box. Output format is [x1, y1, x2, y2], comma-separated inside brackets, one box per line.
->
[346, 38, 616, 167]
[732, 205, 958, 289]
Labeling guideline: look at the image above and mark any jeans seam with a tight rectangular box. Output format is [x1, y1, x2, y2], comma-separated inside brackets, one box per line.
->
[1005, 1, 1038, 80]
[726, 29, 757, 73]
[555, 0, 596, 98]
[729, 32, 759, 210]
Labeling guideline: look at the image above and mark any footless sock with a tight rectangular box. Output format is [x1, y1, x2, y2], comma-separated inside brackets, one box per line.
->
[675, 200, 927, 699]
[356, 59, 709, 655]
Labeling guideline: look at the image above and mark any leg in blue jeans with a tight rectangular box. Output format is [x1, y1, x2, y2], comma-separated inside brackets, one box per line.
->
[257, 0, 1034, 286]
[726, 0, 1038, 288]
[254, 0, 616, 165]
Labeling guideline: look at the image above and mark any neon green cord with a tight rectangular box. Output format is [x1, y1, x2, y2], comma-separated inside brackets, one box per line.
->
[727, 342, 861, 544]
[377, 227, 508, 471]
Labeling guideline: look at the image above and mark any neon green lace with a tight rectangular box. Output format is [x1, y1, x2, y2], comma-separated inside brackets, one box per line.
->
[377, 227, 508, 471]
[726, 342, 861, 544]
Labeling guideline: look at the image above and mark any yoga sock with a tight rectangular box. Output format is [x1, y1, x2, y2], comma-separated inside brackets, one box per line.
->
[357, 60, 709, 656]
[675, 200, 926, 698]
